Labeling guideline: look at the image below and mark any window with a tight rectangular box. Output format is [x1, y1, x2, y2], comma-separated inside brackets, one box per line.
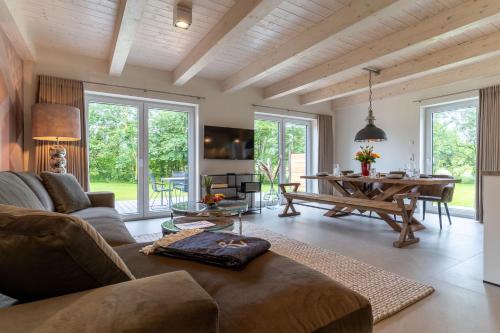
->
[254, 114, 313, 194]
[86, 94, 196, 219]
[424, 98, 478, 217]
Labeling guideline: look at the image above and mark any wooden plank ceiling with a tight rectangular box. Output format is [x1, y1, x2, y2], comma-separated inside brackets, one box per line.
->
[4, 0, 500, 107]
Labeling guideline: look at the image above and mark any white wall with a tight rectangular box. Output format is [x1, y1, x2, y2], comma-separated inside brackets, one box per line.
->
[23, 48, 332, 177]
[333, 74, 500, 173]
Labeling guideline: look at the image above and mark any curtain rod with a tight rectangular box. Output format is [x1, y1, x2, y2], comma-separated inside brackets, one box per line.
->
[83, 80, 206, 100]
[412, 88, 478, 103]
[251, 104, 320, 116]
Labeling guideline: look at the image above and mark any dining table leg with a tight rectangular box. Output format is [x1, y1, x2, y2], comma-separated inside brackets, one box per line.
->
[324, 205, 352, 217]
[323, 180, 353, 217]
[374, 183, 427, 231]
[323, 179, 427, 232]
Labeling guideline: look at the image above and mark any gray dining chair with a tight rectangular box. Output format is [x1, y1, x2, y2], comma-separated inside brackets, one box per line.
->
[418, 174, 455, 229]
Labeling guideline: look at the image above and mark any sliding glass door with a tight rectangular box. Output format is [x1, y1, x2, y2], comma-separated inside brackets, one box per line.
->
[254, 115, 312, 193]
[284, 122, 309, 190]
[146, 104, 191, 214]
[87, 94, 195, 219]
[87, 99, 142, 215]
[424, 98, 478, 217]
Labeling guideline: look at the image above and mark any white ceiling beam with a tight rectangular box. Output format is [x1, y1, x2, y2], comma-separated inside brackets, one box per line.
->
[109, 0, 146, 76]
[300, 30, 500, 105]
[0, 0, 35, 61]
[264, 0, 500, 100]
[173, 0, 283, 85]
[222, 0, 406, 93]
[330, 55, 500, 109]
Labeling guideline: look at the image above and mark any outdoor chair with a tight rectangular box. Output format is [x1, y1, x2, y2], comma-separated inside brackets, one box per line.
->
[149, 173, 172, 208]
[171, 171, 188, 203]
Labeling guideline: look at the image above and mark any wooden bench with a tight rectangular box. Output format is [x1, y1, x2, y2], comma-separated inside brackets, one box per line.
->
[278, 183, 420, 248]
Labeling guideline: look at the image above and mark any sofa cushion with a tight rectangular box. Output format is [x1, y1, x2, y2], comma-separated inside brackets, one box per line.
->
[116, 242, 373, 333]
[0, 172, 45, 210]
[0, 272, 219, 333]
[0, 205, 135, 302]
[40, 172, 91, 213]
[13, 172, 55, 211]
[71, 207, 136, 247]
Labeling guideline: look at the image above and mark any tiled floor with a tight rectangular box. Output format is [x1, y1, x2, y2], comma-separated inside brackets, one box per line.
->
[126, 205, 500, 333]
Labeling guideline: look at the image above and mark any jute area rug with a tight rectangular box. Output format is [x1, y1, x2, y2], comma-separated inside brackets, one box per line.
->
[134, 223, 434, 324]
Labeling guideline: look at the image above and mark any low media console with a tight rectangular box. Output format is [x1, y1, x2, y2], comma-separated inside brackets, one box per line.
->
[200, 173, 262, 214]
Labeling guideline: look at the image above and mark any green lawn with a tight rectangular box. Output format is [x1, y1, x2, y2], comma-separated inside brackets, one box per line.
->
[449, 182, 475, 208]
[90, 182, 139, 201]
[90, 181, 476, 208]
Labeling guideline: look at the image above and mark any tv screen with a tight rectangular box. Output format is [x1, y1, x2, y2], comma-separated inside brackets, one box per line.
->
[204, 126, 254, 160]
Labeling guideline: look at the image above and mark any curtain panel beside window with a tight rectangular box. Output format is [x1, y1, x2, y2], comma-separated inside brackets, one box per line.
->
[476, 85, 500, 222]
[318, 114, 334, 194]
[34, 75, 89, 190]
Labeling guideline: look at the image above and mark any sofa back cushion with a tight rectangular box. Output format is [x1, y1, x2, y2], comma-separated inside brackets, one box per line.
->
[0, 205, 135, 302]
[40, 172, 91, 213]
[13, 172, 55, 211]
[0, 172, 45, 210]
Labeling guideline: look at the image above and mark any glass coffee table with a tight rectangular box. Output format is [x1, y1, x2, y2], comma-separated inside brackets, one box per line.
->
[162, 200, 249, 235]
[161, 216, 235, 235]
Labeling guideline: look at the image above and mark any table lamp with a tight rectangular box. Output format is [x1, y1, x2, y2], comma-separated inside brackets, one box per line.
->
[32, 103, 81, 173]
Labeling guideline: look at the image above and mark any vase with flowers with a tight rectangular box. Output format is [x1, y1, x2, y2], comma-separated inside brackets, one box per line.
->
[354, 146, 380, 176]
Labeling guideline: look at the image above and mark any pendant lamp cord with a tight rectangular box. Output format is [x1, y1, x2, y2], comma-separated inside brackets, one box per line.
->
[366, 70, 375, 124]
[368, 70, 373, 112]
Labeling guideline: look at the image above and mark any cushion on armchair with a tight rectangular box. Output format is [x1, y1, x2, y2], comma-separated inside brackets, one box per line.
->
[0, 205, 135, 302]
[40, 172, 91, 213]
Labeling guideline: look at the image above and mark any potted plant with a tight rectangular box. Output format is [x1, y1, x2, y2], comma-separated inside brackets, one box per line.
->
[202, 176, 213, 195]
[354, 146, 380, 176]
[201, 176, 225, 208]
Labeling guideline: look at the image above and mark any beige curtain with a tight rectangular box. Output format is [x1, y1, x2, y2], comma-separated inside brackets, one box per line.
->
[34, 75, 89, 190]
[476, 85, 500, 222]
[318, 114, 334, 194]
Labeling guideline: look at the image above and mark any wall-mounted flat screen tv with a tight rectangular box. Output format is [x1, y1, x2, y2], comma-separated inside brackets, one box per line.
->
[204, 125, 254, 160]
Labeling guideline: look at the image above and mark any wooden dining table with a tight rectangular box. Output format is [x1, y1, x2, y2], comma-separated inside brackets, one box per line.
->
[302, 175, 461, 232]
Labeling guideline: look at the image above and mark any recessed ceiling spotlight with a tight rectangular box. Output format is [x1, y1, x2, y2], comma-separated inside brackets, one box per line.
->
[174, 3, 192, 29]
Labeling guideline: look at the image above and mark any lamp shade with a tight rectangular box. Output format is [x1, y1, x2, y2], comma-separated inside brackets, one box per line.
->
[354, 123, 388, 142]
[32, 104, 81, 141]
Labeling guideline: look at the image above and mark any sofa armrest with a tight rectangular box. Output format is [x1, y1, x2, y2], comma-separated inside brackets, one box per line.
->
[86, 191, 115, 208]
[0, 271, 219, 333]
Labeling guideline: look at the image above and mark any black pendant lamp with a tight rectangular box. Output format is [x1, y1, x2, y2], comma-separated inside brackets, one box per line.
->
[354, 67, 387, 142]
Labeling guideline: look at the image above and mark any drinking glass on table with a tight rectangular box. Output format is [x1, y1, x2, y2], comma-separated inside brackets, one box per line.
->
[370, 168, 377, 177]
[333, 163, 340, 176]
[413, 168, 420, 179]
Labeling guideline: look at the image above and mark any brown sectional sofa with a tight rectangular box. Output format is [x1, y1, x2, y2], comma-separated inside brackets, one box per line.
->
[0, 171, 373, 333]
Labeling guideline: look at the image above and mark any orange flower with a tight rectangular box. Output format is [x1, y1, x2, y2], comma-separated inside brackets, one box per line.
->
[371, 153, 381, 158]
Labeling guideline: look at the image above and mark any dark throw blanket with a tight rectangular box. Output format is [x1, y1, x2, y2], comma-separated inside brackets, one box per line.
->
[154, 232, 271, 268]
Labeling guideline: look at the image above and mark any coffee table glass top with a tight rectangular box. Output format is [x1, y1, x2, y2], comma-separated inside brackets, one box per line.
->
[171, 200, 249, 216]
[161, 216, 234, 235]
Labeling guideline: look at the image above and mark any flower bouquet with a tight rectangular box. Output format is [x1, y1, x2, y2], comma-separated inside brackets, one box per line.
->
[354, 146, 380, 176]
